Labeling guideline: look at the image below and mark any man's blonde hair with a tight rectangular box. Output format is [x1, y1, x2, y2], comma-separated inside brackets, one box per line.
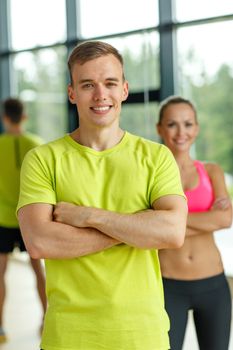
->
[68, 41, 125, 84]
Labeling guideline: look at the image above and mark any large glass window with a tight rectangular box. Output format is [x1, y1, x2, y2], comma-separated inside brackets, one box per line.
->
[177, 21, 233, 176]
[175, 0, 233, 22]
[79, 0, 159, 38]
[10, 0, 67, 50]
[177, 21, 233, 86]
[11, 46, 68, 142]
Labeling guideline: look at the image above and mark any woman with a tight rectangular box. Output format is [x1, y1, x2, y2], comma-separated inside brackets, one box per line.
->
[157, 96, 232, 350]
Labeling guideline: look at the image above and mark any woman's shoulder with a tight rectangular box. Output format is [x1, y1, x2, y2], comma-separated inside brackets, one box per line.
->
[202, 161, 224, 179]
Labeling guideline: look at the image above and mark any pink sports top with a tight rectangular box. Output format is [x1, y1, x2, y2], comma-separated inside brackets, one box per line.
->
[185, 160, 214, 213]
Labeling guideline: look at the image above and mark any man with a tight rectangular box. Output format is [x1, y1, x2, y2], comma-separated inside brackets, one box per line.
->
[0, 98, 47, 342]
[17, 41, 187, 350]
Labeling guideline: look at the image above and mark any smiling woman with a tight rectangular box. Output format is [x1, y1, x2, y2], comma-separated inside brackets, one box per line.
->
[157, 95, 232, 350]
[157, 99, 199, 155]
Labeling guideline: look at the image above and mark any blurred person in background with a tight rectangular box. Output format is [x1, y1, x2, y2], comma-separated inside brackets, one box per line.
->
[157, 96, 232, 350]
[0, 98, 47, 342]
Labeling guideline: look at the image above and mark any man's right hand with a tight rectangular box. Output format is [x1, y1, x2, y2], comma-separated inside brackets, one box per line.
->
[53, 202, 93, 228]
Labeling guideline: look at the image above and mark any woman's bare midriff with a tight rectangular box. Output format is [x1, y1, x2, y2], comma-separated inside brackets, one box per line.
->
[159, 231, 224, 280]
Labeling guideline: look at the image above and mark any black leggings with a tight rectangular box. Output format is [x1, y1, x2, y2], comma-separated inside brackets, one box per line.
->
[163, 273, 232, 350]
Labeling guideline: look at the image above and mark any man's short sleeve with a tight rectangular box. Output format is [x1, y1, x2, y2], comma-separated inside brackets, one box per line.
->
[17, 147, 56, 213]
[150, 144, 185, 205]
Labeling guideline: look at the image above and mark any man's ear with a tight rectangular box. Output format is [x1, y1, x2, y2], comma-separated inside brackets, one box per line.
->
[22, 113, 28, 122]
[122, 81, 129, 102]
[68, 84, 76, 104]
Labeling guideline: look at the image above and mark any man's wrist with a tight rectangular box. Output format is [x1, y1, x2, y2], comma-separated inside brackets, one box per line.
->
[85, 207, 102, 228]
[86, 207, 109, 231]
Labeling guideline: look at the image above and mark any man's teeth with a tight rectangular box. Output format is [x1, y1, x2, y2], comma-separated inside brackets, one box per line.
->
[93, 106, 110, 111]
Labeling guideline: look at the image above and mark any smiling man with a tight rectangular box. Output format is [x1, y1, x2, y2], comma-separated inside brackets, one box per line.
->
[17, 41, 187, 350]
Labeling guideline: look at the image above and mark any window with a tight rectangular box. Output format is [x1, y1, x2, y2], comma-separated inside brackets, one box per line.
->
[11, 46, 68, 141]
[10, 0, 67, 50]
[175, 0, 233, 21]
[79, 0, 158, 38]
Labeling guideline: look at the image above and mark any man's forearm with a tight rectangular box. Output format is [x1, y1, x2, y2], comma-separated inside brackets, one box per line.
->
[20, 219, 119, 259]
[54, 197, 187, 250]
[87, 208, 184, 249]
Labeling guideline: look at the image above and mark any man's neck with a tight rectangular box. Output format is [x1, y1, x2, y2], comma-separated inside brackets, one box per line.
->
[70, 126, 124, 151]
[5, 125, 23, 135]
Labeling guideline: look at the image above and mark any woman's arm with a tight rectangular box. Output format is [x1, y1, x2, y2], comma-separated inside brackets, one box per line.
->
[187, 163, 232, 233]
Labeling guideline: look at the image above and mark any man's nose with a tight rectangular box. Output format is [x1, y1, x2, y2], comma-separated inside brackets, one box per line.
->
[93, 85, 107, 101]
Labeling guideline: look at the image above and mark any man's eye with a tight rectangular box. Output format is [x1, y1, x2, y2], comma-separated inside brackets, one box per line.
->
[107, 82, 117, 87]
[83, 84, 93, 89]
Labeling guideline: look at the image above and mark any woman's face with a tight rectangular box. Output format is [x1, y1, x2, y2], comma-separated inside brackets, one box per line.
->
[157, 103, 199, 154]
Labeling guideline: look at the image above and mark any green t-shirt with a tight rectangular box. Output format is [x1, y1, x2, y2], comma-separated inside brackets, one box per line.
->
[17, 131, 184, 350]
[0, 132, 43, 227]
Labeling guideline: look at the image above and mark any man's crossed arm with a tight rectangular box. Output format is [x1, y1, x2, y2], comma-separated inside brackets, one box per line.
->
[18, 195, 187, 259]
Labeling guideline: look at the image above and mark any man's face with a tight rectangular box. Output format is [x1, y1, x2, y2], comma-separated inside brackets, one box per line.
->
[68, 54, 129, 130]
